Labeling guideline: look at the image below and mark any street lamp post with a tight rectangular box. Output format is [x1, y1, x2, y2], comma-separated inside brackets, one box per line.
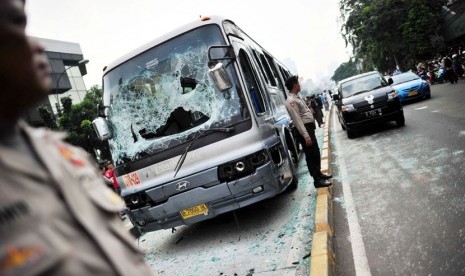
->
[54, 59, 89, 115]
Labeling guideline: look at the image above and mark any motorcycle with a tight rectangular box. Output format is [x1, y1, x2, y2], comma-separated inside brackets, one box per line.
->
[432, 67, 444, 84]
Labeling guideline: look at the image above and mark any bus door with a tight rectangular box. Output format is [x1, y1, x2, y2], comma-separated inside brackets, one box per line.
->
[229, 38, 275, 135]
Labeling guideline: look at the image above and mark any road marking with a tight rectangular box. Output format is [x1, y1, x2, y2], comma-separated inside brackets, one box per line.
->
[331, 111, 372, 276]
[415, 106, 428, 110]
[459, 131, 465, 137]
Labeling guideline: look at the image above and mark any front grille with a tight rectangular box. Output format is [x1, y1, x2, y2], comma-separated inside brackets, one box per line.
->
[402, 85, 420, 93]
[357, 101, 387, 113]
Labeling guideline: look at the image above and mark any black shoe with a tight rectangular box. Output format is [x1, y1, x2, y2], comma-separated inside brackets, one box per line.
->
[319, 173, 332, 179]
[314, 179, 332, 188]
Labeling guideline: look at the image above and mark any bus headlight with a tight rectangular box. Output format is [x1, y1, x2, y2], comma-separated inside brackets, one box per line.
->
[218, 150, 269, 182]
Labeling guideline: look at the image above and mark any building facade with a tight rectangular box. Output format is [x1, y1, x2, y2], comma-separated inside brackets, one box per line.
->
[24, 37, 88, 126]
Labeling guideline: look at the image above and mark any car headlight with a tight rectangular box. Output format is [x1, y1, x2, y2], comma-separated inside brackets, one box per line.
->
[421, 81, 429, 88]
[387, 90, 398, 100]
[342, 104, 355, 112]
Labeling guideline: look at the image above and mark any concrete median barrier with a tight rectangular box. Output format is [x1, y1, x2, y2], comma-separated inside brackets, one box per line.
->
[310, 104, 336, 276]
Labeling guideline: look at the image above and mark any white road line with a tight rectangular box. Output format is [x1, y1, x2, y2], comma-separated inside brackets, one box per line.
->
[331, 111, 372, 276]
[415, 106, 428, 110]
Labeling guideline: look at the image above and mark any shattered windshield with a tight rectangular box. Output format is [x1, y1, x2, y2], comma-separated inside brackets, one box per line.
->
[103, 25, 249, 165]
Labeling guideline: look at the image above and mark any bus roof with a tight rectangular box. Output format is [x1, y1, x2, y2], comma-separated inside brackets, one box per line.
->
[103, 15, 231, 74]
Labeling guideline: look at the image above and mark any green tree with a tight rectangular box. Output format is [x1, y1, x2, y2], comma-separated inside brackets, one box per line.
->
[37, 105, 57, 129]
[57, 86, 111, 161]
[331, 59, 359, 83]
[339, 0, 447, 71]
[402, 1, 445, 60]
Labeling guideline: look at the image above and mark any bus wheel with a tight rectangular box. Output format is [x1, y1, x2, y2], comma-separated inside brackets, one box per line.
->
[288, 174, 299, 190]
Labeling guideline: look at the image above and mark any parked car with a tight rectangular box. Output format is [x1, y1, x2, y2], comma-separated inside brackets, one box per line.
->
[333, 71, 405, 138]
[387, 71, 431, 103]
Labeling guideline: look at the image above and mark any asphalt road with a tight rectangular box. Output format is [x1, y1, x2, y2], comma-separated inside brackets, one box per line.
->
[331, 79, 465, 275]
[127, 128, 327, 276]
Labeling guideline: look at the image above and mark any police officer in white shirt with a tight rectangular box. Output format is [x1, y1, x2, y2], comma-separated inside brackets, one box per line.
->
[284, 76, 332, 188]
[0, 1, 154, 275]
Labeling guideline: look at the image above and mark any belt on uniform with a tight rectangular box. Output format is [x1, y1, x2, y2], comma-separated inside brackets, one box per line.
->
[304, 122, 316, 130]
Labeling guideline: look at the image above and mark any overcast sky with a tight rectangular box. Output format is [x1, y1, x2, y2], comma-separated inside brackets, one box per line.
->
[25, 0, 351, 89]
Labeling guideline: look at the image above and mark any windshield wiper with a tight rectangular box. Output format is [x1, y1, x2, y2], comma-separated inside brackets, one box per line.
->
[173, 127, 235, 178]
[350, 85, 386, 97]
[131, 123, 138, 143]
[350, 90, 370, 96]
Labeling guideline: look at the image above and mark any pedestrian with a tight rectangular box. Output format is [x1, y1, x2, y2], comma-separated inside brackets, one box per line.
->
[284, 76, 332, 188]
[443, 56, 458, 84]
[320, 92, 329, 111]
[307, 95, 324, 128]
[323, 90, 331, 110]
[452, 54, 464, 78]
[0, 1, 153, 275]
[100, 161, 114, 189]
[105, 161, 121, 195]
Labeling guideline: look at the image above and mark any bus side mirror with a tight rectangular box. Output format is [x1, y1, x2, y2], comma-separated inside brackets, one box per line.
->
[208, 61, 233, 91]
[208, 45, 235, 61]
[97, 103, 111, 117]
[92, 117, 113, 141]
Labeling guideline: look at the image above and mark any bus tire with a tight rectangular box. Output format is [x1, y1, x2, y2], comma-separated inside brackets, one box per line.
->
[288, 175, 298, 190]
[285, 134, 299, 191]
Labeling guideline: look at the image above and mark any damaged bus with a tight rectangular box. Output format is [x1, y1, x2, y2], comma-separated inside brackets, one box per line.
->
[93, 16, 301, 233]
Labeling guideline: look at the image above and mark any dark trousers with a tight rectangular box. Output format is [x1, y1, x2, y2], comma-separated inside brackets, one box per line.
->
[297, 122, 321, 180]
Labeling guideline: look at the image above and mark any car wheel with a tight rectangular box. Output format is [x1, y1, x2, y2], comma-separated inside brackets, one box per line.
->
[396, 113, 405, 127]
[347, 128, 355, 139]
[426, 93, 431, 99]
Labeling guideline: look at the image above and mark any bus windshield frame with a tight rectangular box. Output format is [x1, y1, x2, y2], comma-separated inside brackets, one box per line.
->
[103, 24, 250, 165]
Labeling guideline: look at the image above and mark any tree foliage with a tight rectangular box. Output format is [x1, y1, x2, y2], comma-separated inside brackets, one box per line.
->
[339, 0, 447, 72]
[331, 59, 359, 83]
[37, 105, 57, 129]
[38, 86, 111, 161]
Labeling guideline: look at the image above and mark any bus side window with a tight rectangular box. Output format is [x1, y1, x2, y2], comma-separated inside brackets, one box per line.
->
[278, 66, 289, 81]
[259, 53, 277, 87]
[278, 65, 289, 98]
[251, 50, 269, 85]
[239, 50, 267, 114]
[265, 54, 284, 91]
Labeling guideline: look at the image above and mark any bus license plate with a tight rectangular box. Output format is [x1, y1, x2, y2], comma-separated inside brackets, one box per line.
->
[180, 203, 209, 219]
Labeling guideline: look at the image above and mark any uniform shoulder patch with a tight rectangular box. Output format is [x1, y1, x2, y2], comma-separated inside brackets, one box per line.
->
[0, 245, 45, 275]
[57, 144, 85, 168]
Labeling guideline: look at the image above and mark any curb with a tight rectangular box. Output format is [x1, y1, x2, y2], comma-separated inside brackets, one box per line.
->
[310, 104, 336, 276]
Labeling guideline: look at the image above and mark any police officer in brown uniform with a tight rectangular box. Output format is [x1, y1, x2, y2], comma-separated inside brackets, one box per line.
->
[0, 0, 154, 275]
[284, 76, 332, 188]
